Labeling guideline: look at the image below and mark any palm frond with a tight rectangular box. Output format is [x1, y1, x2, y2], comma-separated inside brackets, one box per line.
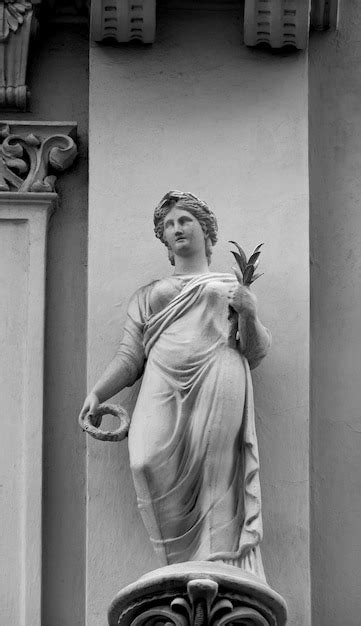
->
[229, 240, 264, 286]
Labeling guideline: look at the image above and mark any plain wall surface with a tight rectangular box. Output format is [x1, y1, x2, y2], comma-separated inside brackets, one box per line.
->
[0, 221, 28, 623]
[309, 2, 361, 624]
[89, 10, 310, 625]
[1, 24, 89, 626]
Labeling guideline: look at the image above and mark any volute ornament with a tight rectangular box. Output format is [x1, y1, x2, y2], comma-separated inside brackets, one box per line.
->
[0, 122, 77, 192]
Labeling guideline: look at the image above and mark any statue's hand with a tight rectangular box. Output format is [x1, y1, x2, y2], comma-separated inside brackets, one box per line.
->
[228, 282, 257, 320]
[79, 392, 101, 427]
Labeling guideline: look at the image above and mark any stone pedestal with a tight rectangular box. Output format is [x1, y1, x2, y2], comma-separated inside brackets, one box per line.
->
[108, 563, 287, 626]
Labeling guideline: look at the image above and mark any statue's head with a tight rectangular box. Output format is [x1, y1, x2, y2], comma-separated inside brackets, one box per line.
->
[153, 191, 218, 265]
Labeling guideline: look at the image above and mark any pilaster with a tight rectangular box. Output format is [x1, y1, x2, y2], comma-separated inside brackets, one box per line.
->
[0, 121, 77, 624]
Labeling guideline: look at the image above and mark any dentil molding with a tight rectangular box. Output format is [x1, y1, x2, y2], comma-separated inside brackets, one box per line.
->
[90, 0, 340, 48]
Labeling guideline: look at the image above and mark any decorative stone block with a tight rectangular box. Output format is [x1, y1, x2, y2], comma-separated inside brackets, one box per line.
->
[89, 0, 340, 47]
[91, 0, 156, 43]
[244, 0, 311, 49]
[108, 563, 287, 626]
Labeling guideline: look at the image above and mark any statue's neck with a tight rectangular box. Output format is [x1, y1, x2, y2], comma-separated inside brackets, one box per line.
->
[173, 254, 210, 276]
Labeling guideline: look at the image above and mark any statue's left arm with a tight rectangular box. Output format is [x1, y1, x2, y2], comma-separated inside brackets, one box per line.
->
[240, 314, 271, 369]
[228, 283, 271, 370]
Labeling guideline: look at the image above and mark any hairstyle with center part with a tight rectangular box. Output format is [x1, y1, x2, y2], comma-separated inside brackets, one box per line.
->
[153, 190, 218, 266]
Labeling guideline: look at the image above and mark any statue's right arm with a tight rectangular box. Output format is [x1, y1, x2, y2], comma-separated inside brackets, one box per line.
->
[79, 289, 147, 420]
[78, 356, 137, 420]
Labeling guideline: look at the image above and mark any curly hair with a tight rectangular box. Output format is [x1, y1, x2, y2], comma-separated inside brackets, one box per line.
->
[153, 190, 218, 265]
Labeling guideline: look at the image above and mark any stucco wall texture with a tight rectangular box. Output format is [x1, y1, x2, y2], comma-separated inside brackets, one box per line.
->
[309, 3, 361, 625]
[89, 10, 310, 626]
[0, 24, 89, 626]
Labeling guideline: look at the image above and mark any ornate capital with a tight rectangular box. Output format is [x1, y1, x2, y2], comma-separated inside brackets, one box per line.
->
[0, 121, 77, 192]
[108, 563, 287, 626]
[91, 0, 156, 43]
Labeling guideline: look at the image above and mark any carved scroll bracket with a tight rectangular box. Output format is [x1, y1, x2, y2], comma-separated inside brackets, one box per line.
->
[108, 562, 288, 626]
[0, 0, 42, 110]
[0, 121, 77, 192]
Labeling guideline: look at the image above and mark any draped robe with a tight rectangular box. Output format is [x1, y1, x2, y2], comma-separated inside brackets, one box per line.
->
[116, 272, 270, 580]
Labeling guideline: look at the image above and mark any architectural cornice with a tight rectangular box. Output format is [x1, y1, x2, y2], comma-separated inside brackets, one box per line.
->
[0, 121, 77, 192]
[90, 0, 340, 49]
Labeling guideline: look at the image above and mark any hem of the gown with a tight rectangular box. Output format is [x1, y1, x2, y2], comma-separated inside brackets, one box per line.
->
[206, 545, 266, 583]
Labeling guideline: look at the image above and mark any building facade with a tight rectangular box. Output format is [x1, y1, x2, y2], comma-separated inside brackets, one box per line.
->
[1, 1, 361, 625]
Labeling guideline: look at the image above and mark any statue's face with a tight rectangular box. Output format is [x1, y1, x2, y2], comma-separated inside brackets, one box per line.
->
[163, 207, 206, 259]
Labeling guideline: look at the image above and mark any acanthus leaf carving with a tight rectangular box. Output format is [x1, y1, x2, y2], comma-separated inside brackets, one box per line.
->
[0, 122, 77, 192]
[0, 0, 33, 42]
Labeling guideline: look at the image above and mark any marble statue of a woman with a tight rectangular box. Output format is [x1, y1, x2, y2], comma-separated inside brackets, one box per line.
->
[79, 191, 271, 581]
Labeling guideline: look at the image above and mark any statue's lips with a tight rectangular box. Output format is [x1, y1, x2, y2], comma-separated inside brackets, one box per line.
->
[175, 237, 186, 242]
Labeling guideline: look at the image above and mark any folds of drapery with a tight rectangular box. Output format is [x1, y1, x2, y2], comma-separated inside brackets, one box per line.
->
[127, 274, 265, 580]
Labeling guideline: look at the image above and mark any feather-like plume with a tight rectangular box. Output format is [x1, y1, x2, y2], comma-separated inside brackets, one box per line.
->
[229, 241, 264, 286]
